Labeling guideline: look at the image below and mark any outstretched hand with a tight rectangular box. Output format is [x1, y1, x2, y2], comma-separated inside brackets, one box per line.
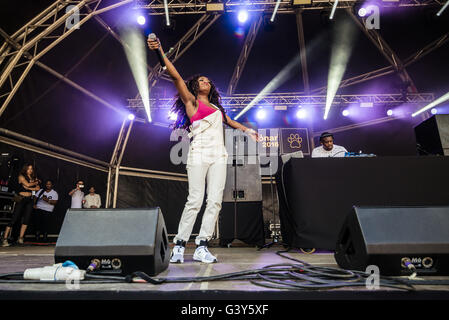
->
[246, 129, 259, 142]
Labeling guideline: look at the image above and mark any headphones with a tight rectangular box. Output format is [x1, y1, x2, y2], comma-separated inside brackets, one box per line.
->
[319, 132, 334, 142]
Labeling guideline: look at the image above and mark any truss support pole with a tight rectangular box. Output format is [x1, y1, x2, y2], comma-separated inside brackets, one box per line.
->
[106, 118, 134, 208]
[227, 15, 262, 95]
[295, 9, 310, 94]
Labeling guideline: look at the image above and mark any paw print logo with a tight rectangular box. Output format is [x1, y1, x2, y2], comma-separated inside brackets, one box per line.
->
[287, 134, 302, 149]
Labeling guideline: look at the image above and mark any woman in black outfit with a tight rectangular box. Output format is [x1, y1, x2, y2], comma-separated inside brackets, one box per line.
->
[1, 164, 40, 246]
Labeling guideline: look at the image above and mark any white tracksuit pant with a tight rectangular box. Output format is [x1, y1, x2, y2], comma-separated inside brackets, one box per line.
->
[173, 109, 228, 245]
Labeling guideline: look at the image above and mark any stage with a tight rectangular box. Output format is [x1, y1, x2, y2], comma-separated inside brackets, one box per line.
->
[1, 244, 449, 301]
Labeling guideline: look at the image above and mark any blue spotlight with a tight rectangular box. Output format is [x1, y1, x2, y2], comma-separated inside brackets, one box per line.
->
[256, 109, 266, 120]
[342, 109, 349, 117]
[387, 109, 393, 117]
[431, 108, 438, 115]
[238, 10, 249, 23]
[127, 113, 135, 121]
[137, 15, 146, 25]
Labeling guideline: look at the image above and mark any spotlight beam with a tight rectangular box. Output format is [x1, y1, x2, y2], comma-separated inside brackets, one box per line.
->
[164, 0, 170, 26]
[412, 91, 449, 117]
[270, 0, 281, 22]
[324, 19, 356, 120]
[437, 0, 449, 16]
[121, 28, 152, 122]
[330, 0, 339, 20]
[235, 55, 300, 120]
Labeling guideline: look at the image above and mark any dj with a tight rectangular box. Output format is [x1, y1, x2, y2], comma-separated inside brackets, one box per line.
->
[311, 132, 348, 158]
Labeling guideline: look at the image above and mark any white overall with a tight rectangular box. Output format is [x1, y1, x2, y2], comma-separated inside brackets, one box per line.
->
[173, 107, 228, 245]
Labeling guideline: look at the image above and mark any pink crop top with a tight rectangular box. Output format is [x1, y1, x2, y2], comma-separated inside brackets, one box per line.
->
[190, 100, 222, 123]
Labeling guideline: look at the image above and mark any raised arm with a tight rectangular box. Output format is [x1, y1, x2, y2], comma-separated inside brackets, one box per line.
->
[147, 37, 196, 117]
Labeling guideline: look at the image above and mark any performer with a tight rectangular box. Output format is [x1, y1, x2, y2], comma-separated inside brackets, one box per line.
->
[311, 132, 348, 158]
[148, 36, 257, 264]
[1, 164, 40, 247]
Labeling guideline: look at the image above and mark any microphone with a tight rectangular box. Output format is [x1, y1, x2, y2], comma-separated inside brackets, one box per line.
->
[148, 33, 166, 70]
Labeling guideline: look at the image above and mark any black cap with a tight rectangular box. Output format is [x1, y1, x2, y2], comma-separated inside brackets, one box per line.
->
[319, 132, 334, 141]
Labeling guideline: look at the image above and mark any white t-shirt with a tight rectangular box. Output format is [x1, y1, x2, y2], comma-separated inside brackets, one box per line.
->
[71, 190, 85, 208]
[83, 193, 101, 208]
[35, 189, 59, 213]
[311, 145, 348, 158]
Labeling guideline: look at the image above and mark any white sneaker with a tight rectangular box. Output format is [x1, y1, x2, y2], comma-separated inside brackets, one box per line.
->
[193, 246, 217, 263]
[1, 239, 10, 247]
[170, 245, 185, 263]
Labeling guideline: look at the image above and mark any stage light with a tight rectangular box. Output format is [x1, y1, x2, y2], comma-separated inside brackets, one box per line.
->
[437, 1, 449, 16]
[330, 0, 339, 20]
[206, 1, 225, 13]
[235, 55, 301, 120]
[168, 111, 178, 120]
[121, 28, 152, 122]
[296, 109, 307, 119]
[256, 109, 266, 120]
[412, 91, 449, 117]
[342, 109, 349, 117]
[127, 113, 135, 121]
[358, 7, 367, 17]
[324, 19, 356, 120]
[271, 0, 281, 22]
[431, 108, 438, 115]
[137, 15, 146, 25]
[238, 10, 249, 23]
[292, 0, 312, 5]
[164, 0, 171, 26]
[387, 109, 393, 116]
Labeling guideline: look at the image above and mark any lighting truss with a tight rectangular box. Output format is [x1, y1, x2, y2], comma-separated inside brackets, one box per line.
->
[127, 92, 435, 110]
[134, 0, 444, 15]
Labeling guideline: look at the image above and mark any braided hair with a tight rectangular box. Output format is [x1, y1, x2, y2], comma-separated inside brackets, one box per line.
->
[170, 74, 228, 130]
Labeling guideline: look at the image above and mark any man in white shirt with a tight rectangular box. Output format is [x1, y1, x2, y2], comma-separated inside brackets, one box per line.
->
[311, 132, 348, 158]
[83, 186, 101, 208]
[34, 180, 58, 242]
[69, 180, 85, 209]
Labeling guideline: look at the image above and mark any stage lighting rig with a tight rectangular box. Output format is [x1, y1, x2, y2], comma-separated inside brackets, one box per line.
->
[291, 0, 312, 6]
[206, 0, 225, 14]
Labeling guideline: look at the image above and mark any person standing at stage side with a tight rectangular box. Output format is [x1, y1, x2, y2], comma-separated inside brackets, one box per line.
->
[34, 179, 58, 242]
[83, 186, 101, 208]
[1, 164, 41, 247]
[311, 132, 348, 158]
[147, 36, 258, 264]
[69, 180, 85, 209]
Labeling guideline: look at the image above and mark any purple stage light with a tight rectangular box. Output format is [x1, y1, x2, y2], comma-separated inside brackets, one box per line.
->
[137, 15, 146, 25]
[127, 113, 135, 121]
[296, 109, 307, 119]
[256, 109, 266, 120]
[431, 108, 438, 115]
[342, 109, 349, 117]
[238, 10, 249, 23]
[387, 109, 393, 116]
[358, 7, 367, 17]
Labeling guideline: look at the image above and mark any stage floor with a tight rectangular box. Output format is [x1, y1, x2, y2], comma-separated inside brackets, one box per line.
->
[1, 244, 449, 300]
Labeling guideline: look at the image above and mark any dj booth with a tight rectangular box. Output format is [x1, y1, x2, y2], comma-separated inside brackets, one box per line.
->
[276, 156, 449, 250]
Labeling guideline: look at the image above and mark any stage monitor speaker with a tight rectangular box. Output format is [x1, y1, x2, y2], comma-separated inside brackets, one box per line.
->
[414, 114, 449, 156]
[55, 207, 169, 276]
[335, 206, 449, 276]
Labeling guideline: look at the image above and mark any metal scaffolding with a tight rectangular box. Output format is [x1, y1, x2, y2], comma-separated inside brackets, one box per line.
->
[128, 92, 435, 110]
[135, 0, 443, 14]
[0, 0, 447, 209]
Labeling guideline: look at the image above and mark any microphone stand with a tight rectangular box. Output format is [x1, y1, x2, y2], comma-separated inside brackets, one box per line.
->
[258, 159, 287, 250]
